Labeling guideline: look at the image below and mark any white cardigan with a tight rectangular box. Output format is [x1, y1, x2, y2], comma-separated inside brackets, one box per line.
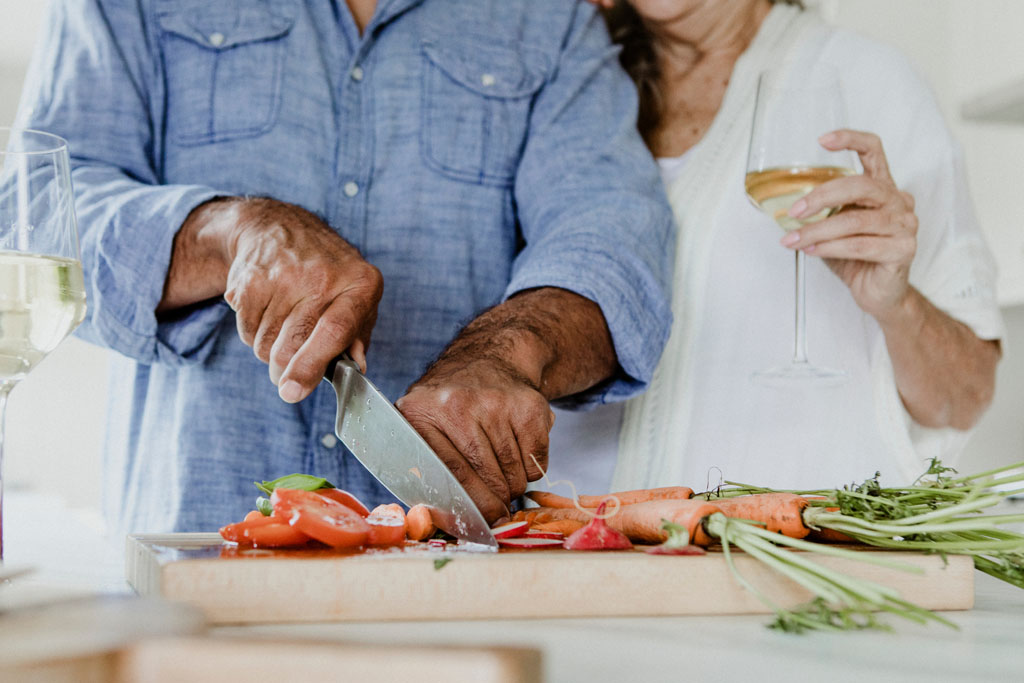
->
[608, 6, 1005, 491]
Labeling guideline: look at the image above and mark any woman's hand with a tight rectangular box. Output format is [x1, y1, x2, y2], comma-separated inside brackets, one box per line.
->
[780, 129, 918, 325]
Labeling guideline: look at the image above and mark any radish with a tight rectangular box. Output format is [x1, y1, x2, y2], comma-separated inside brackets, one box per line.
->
[497, 536, 565, 549]
[491, 520, 529, 539]
[524, 529, 565, 540]
[562, 502, 633, 551]
[644, 544, 707, 556]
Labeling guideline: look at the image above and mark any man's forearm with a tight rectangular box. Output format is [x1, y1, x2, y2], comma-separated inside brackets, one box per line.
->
[432, 287, 618, 400]
[158, 197, 240, 312]
[879, 286, 1000, 430]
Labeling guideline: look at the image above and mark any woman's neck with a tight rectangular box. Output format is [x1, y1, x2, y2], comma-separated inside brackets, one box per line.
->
[647, 1, 772, 78]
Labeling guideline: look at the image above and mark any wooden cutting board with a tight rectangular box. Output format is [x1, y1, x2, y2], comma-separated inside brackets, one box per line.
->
[127, 533, 974, 624]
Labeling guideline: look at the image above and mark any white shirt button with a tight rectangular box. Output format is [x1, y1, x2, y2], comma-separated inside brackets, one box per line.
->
[481, 73, 496, 87]
[351, 65, 364, 82]
[208, 32, 225, 47]
[320, 433, 338, 449]
[343, 181, 359, 197]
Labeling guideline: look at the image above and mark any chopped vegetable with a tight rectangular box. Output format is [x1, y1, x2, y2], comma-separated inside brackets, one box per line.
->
[491, 521, 529, 539]
[255, 473, 335, 496]
[406, 504, 436, 541]
[316, 488, 370, 517]
[433, 558, 453, 570]
[255, 497, 274, 516]
[524, 529, 565, 540]
[366, 503, 407, 546]
[219, 514, 311, 548]
[497, 536, 565, 549]
[270, 488, 370, 548]
[563, 502, 632, 551]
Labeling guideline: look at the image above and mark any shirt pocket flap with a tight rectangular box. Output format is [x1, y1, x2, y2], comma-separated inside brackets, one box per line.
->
[158, 5, 296, 50]
[421, 40, 546, 98]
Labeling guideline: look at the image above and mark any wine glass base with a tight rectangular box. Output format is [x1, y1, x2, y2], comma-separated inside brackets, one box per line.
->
[751, 363, 848, 387]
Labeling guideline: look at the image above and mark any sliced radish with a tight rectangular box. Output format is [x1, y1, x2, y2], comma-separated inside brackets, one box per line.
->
[644, 544, 707, 556]
[498, 536, 565, 549]
[524, 529, 565, 540]
[491, 520, 529, 539]
[428, 539, 447, 549]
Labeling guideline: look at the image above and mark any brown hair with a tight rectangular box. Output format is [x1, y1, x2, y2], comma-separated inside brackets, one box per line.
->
[604, 1, 804, 144]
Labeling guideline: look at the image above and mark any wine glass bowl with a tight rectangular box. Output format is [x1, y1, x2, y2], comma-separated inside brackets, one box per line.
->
[745, 69, 858, 386]
[0, 127, 85, 560]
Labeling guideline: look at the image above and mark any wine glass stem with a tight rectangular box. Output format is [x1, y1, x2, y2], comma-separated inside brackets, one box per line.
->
[0, 384, 10, 561]
[793, 249, 809, 365]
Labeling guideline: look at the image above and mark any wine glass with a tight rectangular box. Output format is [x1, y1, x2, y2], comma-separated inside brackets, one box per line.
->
[745, 68, 858, 386]
[0, 128, 86, 561]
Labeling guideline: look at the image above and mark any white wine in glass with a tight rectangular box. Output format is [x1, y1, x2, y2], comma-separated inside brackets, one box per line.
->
[0, 128, 86, 560]
[745, 69, 858, 386]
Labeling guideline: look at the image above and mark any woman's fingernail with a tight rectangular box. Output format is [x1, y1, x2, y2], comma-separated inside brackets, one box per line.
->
[789, 199, 807, 217]
[819, 132, 838, 145]
[279, 380, 303, 403]
[781, 231, 800, 247]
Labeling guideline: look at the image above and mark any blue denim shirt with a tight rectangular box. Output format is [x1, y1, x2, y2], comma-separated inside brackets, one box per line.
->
[18, 0, 673, 533]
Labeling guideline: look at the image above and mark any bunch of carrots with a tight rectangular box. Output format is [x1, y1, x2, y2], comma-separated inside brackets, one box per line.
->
[517, 458, 1024, 632]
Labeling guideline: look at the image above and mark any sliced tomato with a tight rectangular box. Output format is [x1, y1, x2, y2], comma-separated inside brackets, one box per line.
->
[366, 503, 407, 546]
[272, 488, 370, 548]
[244, 509, 268, 523]
[315, 487, 370, 517]
[219, 513, 280, 544]
[243, 521, 311, 548]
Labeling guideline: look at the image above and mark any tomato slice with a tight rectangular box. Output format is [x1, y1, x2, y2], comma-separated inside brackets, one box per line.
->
[366, 503, 407, 546]
[272, 488, 370, 548]
[219, 513, 308, 547]
[219, 514, 279, 543]
[244, 521, 311, 548]
[315, 487, 370, 517]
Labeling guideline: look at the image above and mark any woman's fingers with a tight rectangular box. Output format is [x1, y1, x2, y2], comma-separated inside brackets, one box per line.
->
[819, 128, 893, 181]
[803, 233, 917, 264]
[790, 174, 888, 220]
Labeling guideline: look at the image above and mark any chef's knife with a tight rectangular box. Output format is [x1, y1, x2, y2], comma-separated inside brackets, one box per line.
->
[324, 356, 498, 551]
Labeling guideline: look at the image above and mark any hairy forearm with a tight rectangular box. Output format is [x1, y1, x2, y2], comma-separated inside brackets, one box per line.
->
[879, 286, 1000, 430]
[158, 197, 241, 312]
[430, 287, 618, 400]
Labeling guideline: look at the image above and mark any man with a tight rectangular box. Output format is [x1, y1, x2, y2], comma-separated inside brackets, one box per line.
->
[18, 0, 673, 531]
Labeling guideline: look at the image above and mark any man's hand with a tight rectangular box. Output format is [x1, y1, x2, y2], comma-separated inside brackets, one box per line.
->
[396, 288, 616, 523]
[160, 197, 382, 402]
[398, 356, 554, 523]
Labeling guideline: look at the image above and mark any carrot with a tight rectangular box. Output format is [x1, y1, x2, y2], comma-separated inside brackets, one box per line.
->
[366, 503, 407, 546]
[577, 486, 694, 508]
[525, 491, 577, 509]
[526, 486, 695, 510]
[406, 504, 436, 541]
[531, 519, 585, 536]
[704, 493, 810, 539]
[516, 499, 721, 546]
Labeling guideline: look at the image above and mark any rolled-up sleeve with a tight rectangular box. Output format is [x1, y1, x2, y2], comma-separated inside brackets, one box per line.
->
[16, 0, 227, 365]
[505, 4, 674, 405]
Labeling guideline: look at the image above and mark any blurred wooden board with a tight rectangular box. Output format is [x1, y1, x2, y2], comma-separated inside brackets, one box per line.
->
[127, 533, 975, 625]
[120, 637, 540, 683]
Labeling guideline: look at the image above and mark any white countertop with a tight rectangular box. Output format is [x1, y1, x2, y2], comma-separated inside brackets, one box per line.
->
[4, 491, 1024, 682]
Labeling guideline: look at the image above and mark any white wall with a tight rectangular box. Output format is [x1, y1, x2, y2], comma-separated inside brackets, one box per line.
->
[0, 1, 1021, 516]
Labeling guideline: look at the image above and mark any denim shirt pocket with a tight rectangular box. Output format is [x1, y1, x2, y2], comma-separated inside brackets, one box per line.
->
[157, 2, 297, 146]
[420, 39, 547, 186]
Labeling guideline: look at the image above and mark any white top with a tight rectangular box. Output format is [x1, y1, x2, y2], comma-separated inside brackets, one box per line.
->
[612, 5, 1004, 493]
[551, 6, 1004, 496]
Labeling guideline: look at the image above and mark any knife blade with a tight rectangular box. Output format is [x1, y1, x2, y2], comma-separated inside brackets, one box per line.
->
[324, 356, 498, 552]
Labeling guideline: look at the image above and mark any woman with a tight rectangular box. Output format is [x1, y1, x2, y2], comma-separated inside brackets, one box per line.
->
[548, 0, 1003, 492]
